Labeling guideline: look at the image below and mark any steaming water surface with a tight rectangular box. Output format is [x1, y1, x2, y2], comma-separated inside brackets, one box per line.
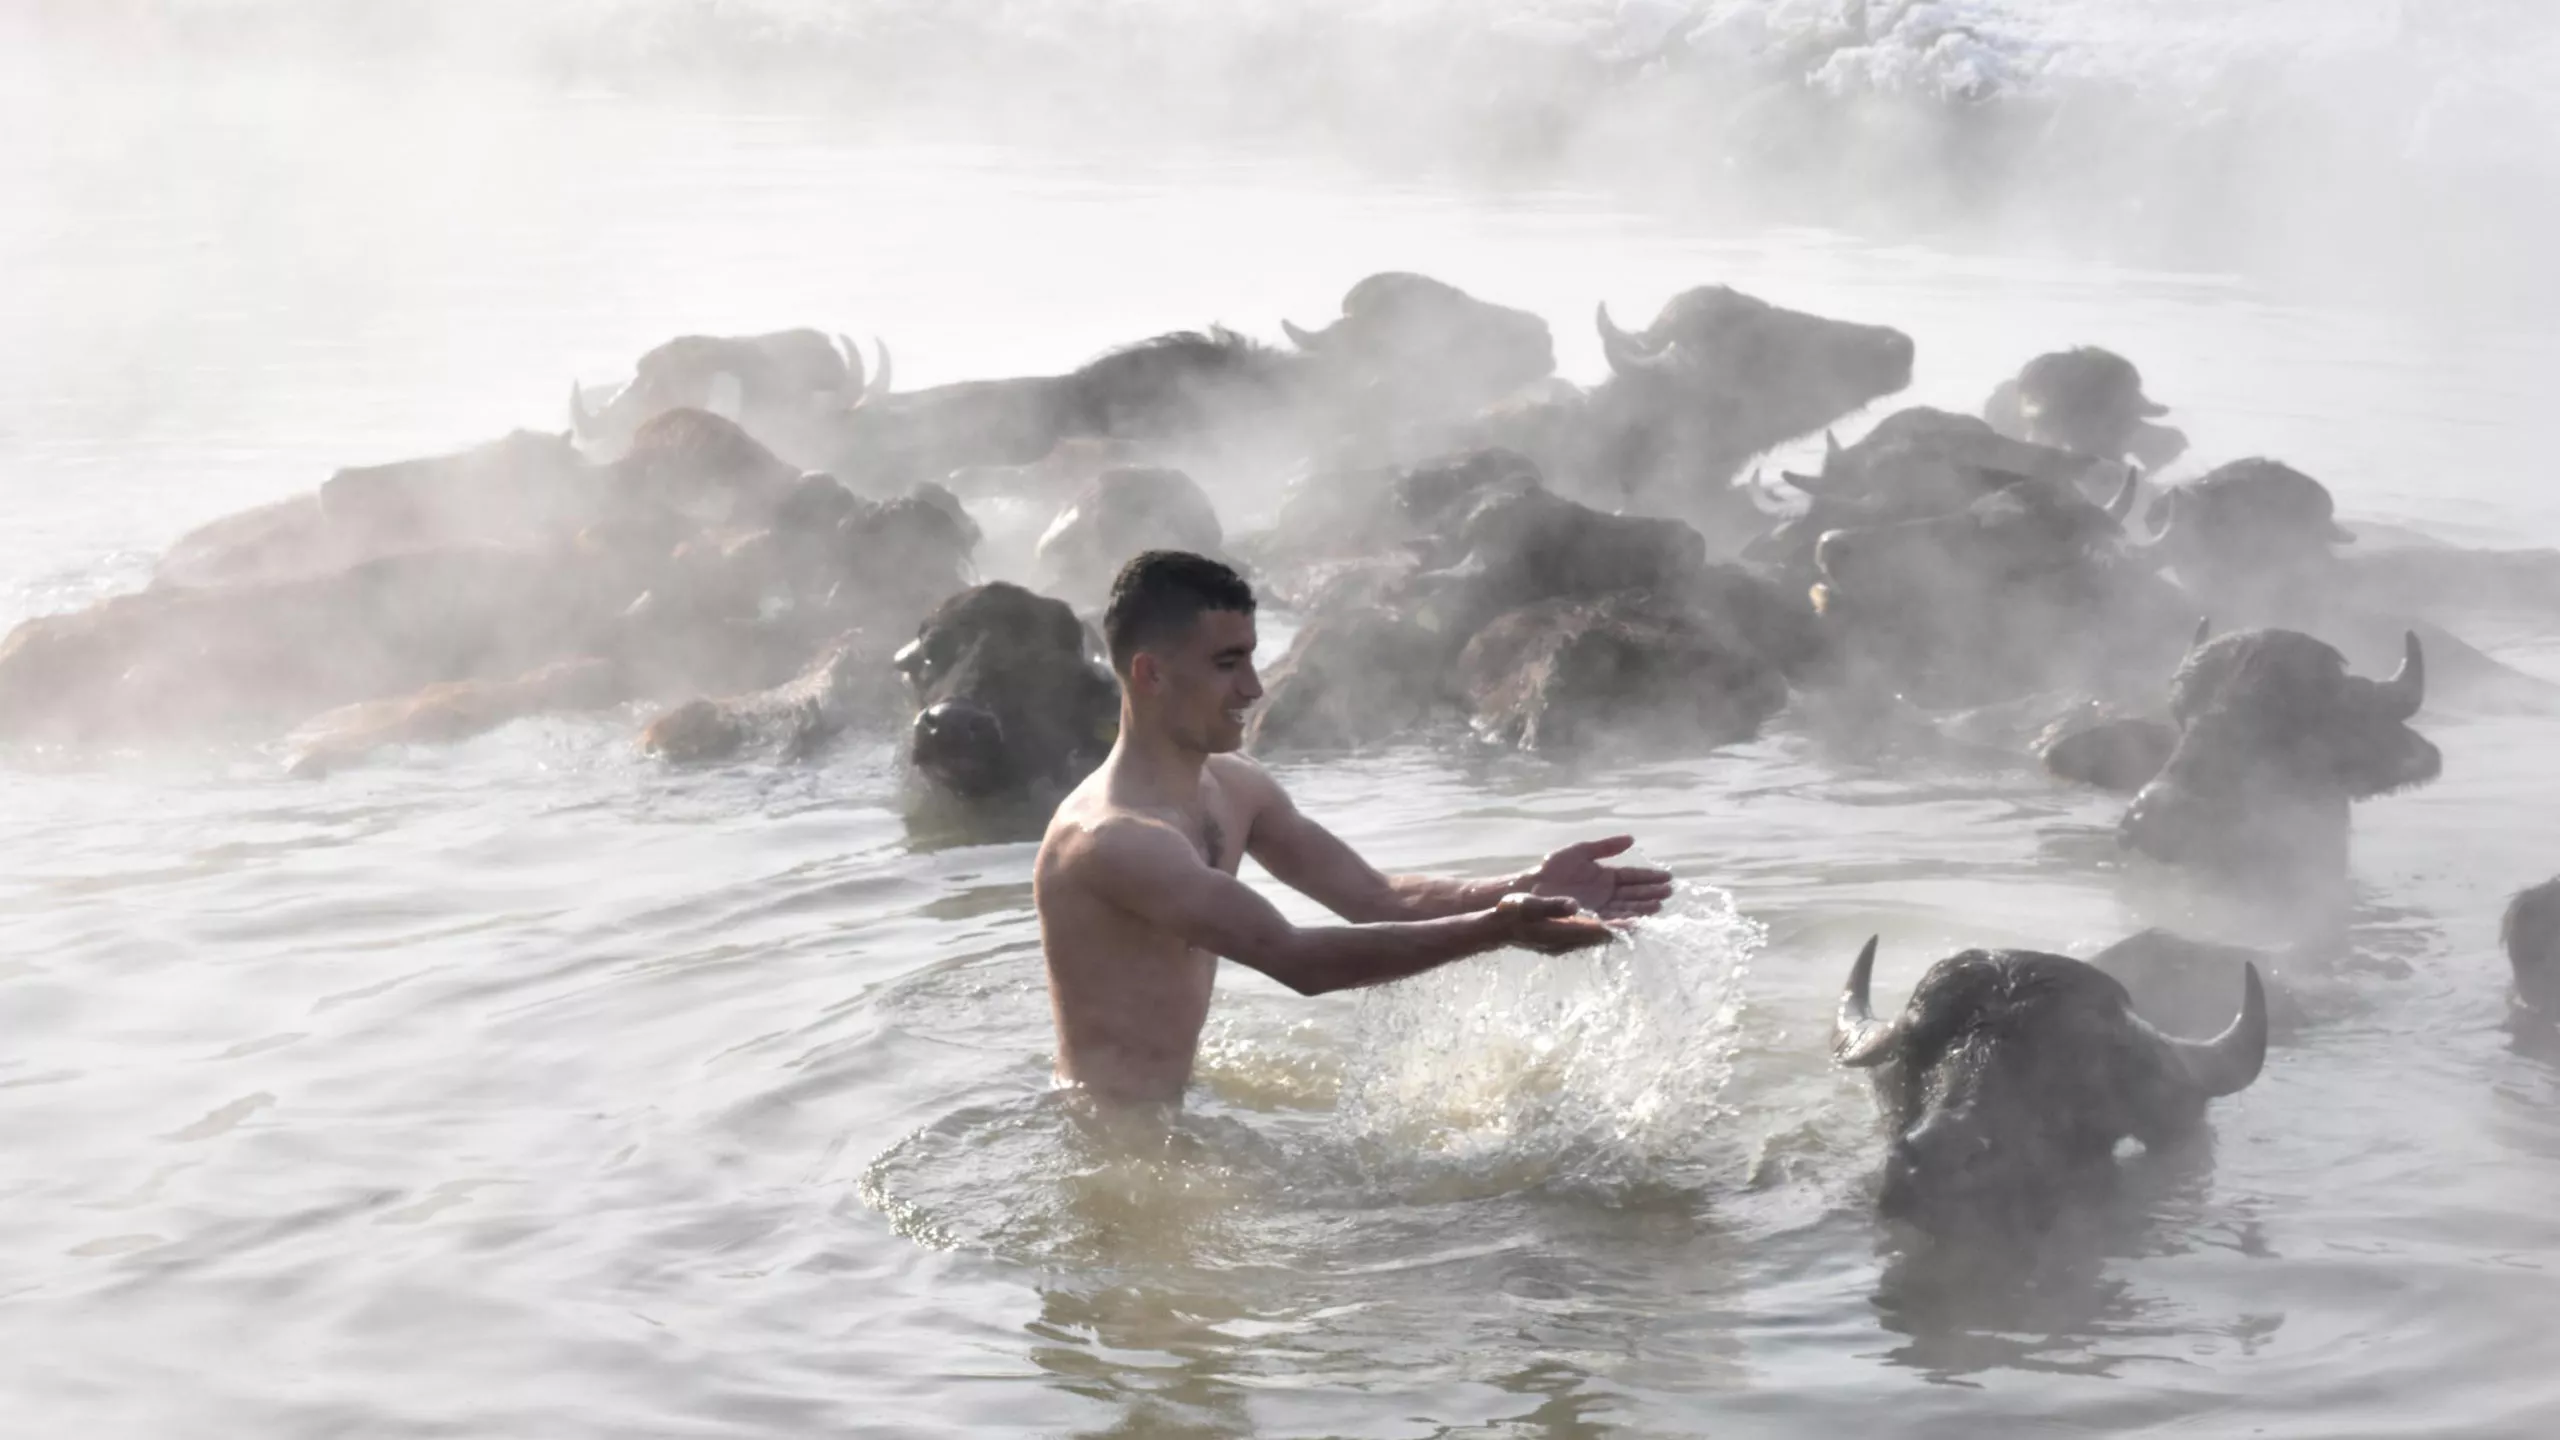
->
[7, 76, 2560, 1438]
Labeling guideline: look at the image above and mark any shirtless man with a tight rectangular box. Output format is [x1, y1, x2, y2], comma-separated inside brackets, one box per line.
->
[1033, 550, 1676, 1106]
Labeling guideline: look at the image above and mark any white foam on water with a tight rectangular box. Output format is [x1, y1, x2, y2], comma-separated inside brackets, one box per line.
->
[1336, 883, 1764, 1200]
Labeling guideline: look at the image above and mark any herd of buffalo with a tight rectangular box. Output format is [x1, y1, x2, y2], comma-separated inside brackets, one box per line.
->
[9, 270, 2559, 1239]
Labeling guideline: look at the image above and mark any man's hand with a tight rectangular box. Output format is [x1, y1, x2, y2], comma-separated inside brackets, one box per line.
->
[1524, 835, 1674, 920]
[1491, 893, 1619, 955]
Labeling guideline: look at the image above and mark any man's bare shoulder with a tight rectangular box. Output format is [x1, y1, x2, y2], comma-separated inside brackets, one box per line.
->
[1040, 792, 1197, 877]
[1205, 752, 1292, 814]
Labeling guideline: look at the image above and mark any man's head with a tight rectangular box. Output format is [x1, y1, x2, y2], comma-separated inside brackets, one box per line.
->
[1104, 550, 1261, 753]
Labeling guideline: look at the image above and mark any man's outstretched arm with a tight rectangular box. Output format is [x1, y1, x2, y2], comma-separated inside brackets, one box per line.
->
[1078, 816, 1610, 997]
[1228, 759, 1675, 923]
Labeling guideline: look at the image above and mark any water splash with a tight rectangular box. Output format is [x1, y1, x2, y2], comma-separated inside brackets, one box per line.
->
[1336, 884, 1763, 1201]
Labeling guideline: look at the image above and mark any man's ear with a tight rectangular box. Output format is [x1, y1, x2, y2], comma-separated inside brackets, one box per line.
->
[1127, 651, 1161, 693]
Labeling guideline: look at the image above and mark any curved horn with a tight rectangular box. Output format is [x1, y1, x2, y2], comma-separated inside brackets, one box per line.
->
[834, 332, 866, 397]
[2378, 629, 2425, 720]
[2106, 463, 2142, 522]
[2159, 961, 2268, 1099]
[2127, 487, 2178, 565]
[1281, 319, 1326, 351]
[1596, 302, 1669, 378]
[1833, 936, 1899, 1068]
[1824, 429, 1844, 471]
[1745, 469, 1792, 516]
[860, 335, 890, 404]
[2191, 615, 2214, 653]
[569, 381, 596, 440]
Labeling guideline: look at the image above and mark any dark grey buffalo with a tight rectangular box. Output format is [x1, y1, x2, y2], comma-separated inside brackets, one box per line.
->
[571, 328, 888, 466]
[2144, 458, 2354, 617]
[1834, 937, 2267, 1236]
[822, 329, 1309, 491]
[1281, 271, 1556, 427]
[1589, 286, 1914, 511]
[1454, 590, 1787, 753]
[2120, 628, 2439, 881]
[1983, 346, 2187, 470]
[1807, 474, 2192, 707]
[1034, 467, 1226, 605]
[2505, 879, 2560, 1021]
[1474, 286, 1912, 532]
[897, 582, 1119, 803]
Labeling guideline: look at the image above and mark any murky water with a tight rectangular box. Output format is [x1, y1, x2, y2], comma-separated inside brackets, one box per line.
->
[7, 69, 2560, 1439]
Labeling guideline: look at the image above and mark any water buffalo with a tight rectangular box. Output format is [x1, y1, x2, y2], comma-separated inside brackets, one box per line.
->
[1834, 937, 2267, 1236]
[156, 429, 596, 590]
[1035, 467, 1226, 606]
[822, 329, 1309, 491]
[2504, 879, 2560, 1020]
[897, 582, 1119, 803]
[1571, 285, 1915, 520]
[1455, 590, 1788, 753]
[2033, 706, 2179, 794]
[2143, 459, 2353, 616]
[2120, 628, 2439, 881]
[1983, 347, 2187, 470]
[286, 657, 628, 776]
[570, 328, 888, 466]
[1280, 271, 1556, 428]
[638, 632, 894, 764]
[0, 543, 659, 745]
[154, 410, 814, 596]
[1808, 476, 2192, 707]
[1245, 607, 1452, 755]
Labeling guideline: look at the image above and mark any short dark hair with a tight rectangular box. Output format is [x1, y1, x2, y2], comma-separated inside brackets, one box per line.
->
[1103, 550, 1255, 674]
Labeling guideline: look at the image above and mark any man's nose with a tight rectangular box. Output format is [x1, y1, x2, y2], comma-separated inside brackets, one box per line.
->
[1237, 666, 1264, 702]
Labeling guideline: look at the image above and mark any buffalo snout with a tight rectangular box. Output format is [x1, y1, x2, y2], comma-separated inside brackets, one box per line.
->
[911, 699, 1009, 797]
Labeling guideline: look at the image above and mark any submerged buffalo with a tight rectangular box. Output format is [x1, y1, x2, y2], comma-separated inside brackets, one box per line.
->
[2121, 628, 2438, 881]
[1834, 937, 2267, 1236]
[2505, 878, 2560, 1020]
[1035, 467, 1227, 605]
[1983, 346, 2187, 470]
[1454, 590, 1787, 754]
[570, 328, 890, 466]
[1807, 474, 2192, 707]
[638, 632, 894, 764]
[1281, 271, 1555, 430]
[898, 582, 1119, 803]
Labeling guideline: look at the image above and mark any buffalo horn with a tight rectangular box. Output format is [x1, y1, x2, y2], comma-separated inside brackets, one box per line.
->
[863, 339, 894, 403]
[2106, 463, 2142, 522]
[1834, 936, 1899, 1068]
[2379, 630, 2425, 720]
[2159, 961, 2269, 1099]
[834, 332, 866, 398]
[1596, 302, 1670, 377]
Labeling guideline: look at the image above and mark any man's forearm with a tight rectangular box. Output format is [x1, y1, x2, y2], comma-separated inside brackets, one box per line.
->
[1237, 909, 1514, 996]
[1361, 870, 1530, 922]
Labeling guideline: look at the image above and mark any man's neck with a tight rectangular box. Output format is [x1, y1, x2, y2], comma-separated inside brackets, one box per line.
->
[1109, 709, 1210, 809]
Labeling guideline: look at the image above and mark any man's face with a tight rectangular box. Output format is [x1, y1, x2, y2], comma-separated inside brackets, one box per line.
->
[1140, 608, 1262, 753]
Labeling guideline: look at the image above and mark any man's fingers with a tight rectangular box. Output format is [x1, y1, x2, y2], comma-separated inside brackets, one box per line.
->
[1599, 899, 1664, 918]
[1615, 878, 1675, 900]
[1565, 834, 1635, 861]
[1521, 916, 1615, 954]
[1612, 866, 1675, 887]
